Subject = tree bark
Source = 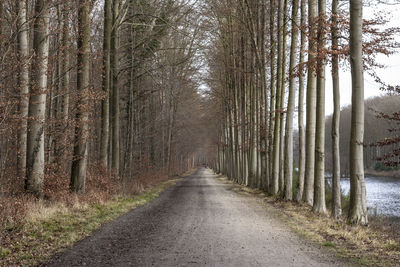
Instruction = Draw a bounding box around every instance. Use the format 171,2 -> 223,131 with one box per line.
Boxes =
268,0 -> 276,191
348,0 -> 368,225
62,3 -> 70,123
18,0 -> 30,180
331,0 -> 342,219
312,0 -> 327,214
70,0 -> 91,193
296,0 -> 306,202
303,0 -> 317,206
111,0 -> 120,176
100,0 -> 112,168
284,0 -> 299,201
271,0 -> 284,195
25,0 -> 50,197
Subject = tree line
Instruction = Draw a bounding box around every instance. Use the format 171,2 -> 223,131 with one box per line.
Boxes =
204,0 -> 399,225
1,0 -> 398,227
0,0 -> 208,200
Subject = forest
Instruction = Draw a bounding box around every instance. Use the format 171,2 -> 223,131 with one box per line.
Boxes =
1,0 -> 400,265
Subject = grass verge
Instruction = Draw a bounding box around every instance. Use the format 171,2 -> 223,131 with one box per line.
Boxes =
0,178 -> 180,266
216,175 -> 400,267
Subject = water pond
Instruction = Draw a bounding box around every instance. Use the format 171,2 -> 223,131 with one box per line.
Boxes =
339,176 -> 400,217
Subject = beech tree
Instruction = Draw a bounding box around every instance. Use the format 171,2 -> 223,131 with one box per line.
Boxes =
25,0 -> 50,196
296,0 -> 306,203
17,0 -> 29,180
313,0 -> 327,214
100,0 -> 112,169
303,0 -> 318,206
331,0 -> 342,219
284,0 -> 299,200
348,0 -> 368,225
70,0 -> 91,193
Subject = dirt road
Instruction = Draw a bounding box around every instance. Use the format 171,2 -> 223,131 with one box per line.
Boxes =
44,168 -> 345,266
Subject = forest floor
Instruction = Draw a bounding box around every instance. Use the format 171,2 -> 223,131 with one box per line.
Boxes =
0,177 -> 181,266
42,168 -> 347,267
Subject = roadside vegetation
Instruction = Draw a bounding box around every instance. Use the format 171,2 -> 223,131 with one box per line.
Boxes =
0,174 -> 181,266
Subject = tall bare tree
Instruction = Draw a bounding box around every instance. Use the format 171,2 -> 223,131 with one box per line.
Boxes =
271,0 -> 284,195
70,0 -> 91,193
303,0 -> 318,206
296,0 -> 306,202
111,0 -> 121,176
17,0 -> 30,179
348,0 -> 368,225
284,0 -> 299,200
26,0 -> 50,196
313,0 -> 327,214
101,0 -> 112,168
331,0 -> 342,219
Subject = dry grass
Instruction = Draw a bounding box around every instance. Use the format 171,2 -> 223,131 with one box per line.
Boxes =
0,178 -> 180,266
217,175 -> 400,267
0,162 -> 191,266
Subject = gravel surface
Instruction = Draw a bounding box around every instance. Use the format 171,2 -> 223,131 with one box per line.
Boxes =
43,168 -> 347,267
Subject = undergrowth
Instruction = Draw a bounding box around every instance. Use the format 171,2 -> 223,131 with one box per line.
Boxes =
0,163 -> 187,266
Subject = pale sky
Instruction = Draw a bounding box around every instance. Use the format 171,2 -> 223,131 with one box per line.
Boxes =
324,4 -> 400,115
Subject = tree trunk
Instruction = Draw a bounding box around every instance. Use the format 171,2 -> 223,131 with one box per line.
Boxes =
284,0 -> 299,201
100,0 -> 112,168
279,0 -> 288,194
331,0 -> 342,219
312,0 -> 327,214
62,4 -> 70,122
348,0 -> 368,225
296,0 -> 306,202
303,0 -> 317,206
268,0 -> 276,189
271,0 -> 284,195
111,0 -> 120,177
70,0 -> 91,193
18,0 -> 30,180
25,0 -> 50,197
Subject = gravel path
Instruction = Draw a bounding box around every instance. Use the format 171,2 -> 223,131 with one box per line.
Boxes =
43,168 -> 346,267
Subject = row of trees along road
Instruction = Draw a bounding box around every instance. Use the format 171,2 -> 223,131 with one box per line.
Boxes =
0,0 -> 399,227
204,0 -> 399,225
0,1 -> 210,200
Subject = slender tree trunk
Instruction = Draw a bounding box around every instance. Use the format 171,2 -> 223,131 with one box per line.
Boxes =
303,0 -> 317,206
100,0 -> 112,168
70,0 -> 91,193
331,0 -> 342,219
312,0 -> 327,214
111,0 -> 120,176
25,0 -> 50,197
18,0 -> 30,180
279,0 -> 288,194
271,0 -> 284,195
62,4 -> 70,122
296,0 -> 306,202
284,0 -> 299,201
268,0 -> 276,190
57,3 -> 70,166
348,0 -> 368,225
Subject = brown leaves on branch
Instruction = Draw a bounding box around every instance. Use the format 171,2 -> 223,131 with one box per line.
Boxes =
291,10 -> 400,80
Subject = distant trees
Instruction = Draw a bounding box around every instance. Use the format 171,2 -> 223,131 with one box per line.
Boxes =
324,96 -> 400,176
